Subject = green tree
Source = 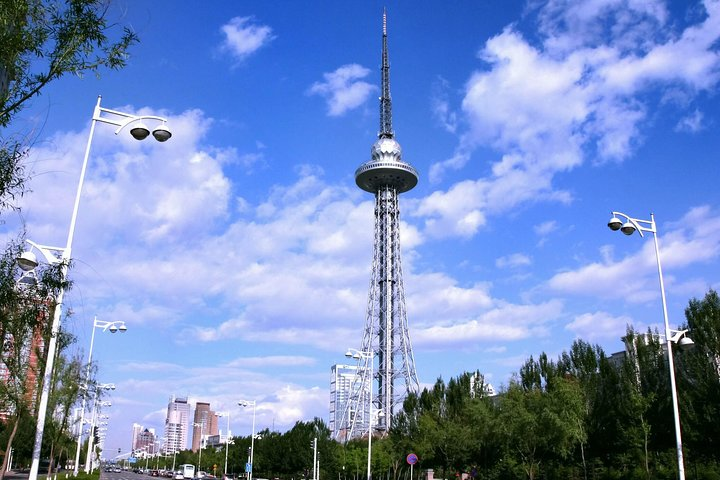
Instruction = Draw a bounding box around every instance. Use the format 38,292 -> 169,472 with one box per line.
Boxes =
44,350 -> 83,473
0,239 -> 68,478
678,289 -> 720,462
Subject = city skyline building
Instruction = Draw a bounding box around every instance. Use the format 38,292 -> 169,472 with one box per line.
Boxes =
340,11 -> 420,440
191,401 -> 218,452
163,395 -> 190,455
131,423 -> 143,452
329,364 -> 364,440
135,427 -> 157,456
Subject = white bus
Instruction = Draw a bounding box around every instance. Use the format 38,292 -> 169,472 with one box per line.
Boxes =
180,464 -> 195,479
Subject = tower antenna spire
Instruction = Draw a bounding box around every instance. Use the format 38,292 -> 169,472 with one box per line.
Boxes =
380,9 -> 393,139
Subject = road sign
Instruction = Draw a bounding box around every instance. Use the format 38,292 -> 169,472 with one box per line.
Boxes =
406,453 -> 418,465
129,457 -> 137,464
245,463 -> 252,473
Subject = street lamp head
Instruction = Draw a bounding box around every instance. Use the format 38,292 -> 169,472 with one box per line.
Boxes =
152,124 -> 172,142
620,221 -> 636,236
118,323 -> 128,332
130,122 -> 151,140
17,272 -> 38,287
607,216 -> 623,231
678,336 -> 695,352
17,250 -> 39,271
109,324 -> 118,333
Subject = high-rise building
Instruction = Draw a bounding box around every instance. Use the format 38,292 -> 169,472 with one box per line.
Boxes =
132,423 -> 158,456
329,364 -> 366,440
164,395 -> 190,455
340,11 -> 420,440
131,423 -> 143,452
138,428 -> 157,456
192,402 -> 219,452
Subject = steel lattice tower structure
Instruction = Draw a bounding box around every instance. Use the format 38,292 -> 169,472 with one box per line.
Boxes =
339,11 -> 420,440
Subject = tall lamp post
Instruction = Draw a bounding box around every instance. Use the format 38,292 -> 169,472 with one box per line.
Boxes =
193,422 -> 205,475
17,95 -> 171,480
218,412 -> 231,475
345,348 -> 374,480
238,400 -> 257,480
607,211 -> 695,480
85,393 -> 113,473
74,318 -> 127,475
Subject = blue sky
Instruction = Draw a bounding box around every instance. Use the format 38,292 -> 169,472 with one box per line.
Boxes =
3,0 -> 720,458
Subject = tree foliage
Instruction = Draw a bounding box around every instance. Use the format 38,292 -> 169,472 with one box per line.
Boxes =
206,289 -> 717,480
0,238 -> 70,476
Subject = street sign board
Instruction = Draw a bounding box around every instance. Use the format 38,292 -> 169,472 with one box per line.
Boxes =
129,457 -> 137,464
245,463 -> 252,473
406,454 -> 418,465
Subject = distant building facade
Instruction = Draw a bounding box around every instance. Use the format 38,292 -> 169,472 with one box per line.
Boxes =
0,301 -> 49,420
192,402 -> 219,452
164,395 -> 190,455
134,427 -> 157,456
329,364 -> 362,441
191,402 -> 218,452
131,423 -> 143,452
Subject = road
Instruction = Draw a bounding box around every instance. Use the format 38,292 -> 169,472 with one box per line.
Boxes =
103,472 -> 153,480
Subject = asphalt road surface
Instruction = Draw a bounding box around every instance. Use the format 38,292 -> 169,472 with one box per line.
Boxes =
102,471 -> 152,480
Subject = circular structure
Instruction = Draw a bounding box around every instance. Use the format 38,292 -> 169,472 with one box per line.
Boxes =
355,136 -> 418,193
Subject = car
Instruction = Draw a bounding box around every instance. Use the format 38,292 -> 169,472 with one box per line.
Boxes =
174,472 -> 184,480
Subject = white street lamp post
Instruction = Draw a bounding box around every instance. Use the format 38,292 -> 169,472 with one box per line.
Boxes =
19,95 -> 171,480
193,422 -> 205,475
312,437 -> 317,480
607,211 -> 692,480
346,348 -> 374,480
74,318 -> 126,475
85,394 -> 113,473
238,400 -> 257,480
218,412 -> 231,475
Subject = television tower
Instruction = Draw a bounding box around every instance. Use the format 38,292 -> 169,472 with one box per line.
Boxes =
341,11 -> 420,440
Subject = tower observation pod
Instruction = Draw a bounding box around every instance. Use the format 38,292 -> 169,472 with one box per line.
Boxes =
338,11 -> 420,441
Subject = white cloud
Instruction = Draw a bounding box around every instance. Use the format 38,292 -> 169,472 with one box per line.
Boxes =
224,356 -> 317,368
307,64 -> 377,116
675,109 -> 705,132
412,299 -> 564,347
534,220 -> 558,237
220,16 -> 275,62
496,253 -> 532,269
547,205 -> 720,301
431,76 -> 458,134
113,362 -> 328,434
424,1 -> 720,237
565,311 -> 634,341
